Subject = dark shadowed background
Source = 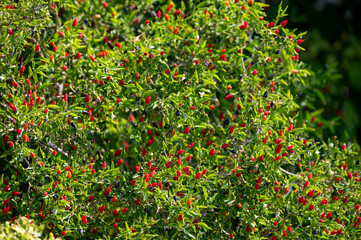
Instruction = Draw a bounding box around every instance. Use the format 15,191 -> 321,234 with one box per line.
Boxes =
266,0 -> 361,142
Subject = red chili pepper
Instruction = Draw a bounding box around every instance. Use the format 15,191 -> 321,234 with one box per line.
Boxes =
73,18 -> 78,27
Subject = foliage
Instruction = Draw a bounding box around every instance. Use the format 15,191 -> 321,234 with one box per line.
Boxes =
266,0 -> 361,141
0,216 -> 57,240
1,0 -> 361,239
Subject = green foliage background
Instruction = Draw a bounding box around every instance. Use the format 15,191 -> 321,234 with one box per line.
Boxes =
267,0 -> 361,142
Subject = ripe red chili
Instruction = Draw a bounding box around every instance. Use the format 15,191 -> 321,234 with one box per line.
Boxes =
195,172 -> 201,179
184,126 -> 190,134
81,215 -> 87,224
73,18 -> 78,27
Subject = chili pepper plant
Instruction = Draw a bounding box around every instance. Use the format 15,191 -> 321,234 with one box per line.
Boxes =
0,0 -> 360,239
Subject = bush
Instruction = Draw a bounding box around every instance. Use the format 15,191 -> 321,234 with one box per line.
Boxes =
1,0 -> 360,239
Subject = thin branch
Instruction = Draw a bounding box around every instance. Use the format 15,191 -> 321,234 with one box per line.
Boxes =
280,167 -> 298,177
42,141 -> 73,160
212,111 -> 221,128
240,48 -> 247,78
86,140 -> 95,156
284,181 -> 296,198
6,46 -> 16,67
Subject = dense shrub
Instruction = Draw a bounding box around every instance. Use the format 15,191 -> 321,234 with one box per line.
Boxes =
1,0 -> 360,239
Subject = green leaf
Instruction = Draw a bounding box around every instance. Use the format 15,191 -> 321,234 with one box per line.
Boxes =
196,222 -> 212,230
39,147 -> 45,159
36,71 -> 48,78
183,229 -> 196,239
38,82 -> 53,91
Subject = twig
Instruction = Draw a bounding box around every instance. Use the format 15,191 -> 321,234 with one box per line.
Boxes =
46,141 -> 72,160
284,181 -> 295,198
6,46 -> 16,67
275,209 -> 280,219
280,167 -> 298,177
212,111 -> 221,128
240,48 -> 247,78
86,140 -> 95,156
